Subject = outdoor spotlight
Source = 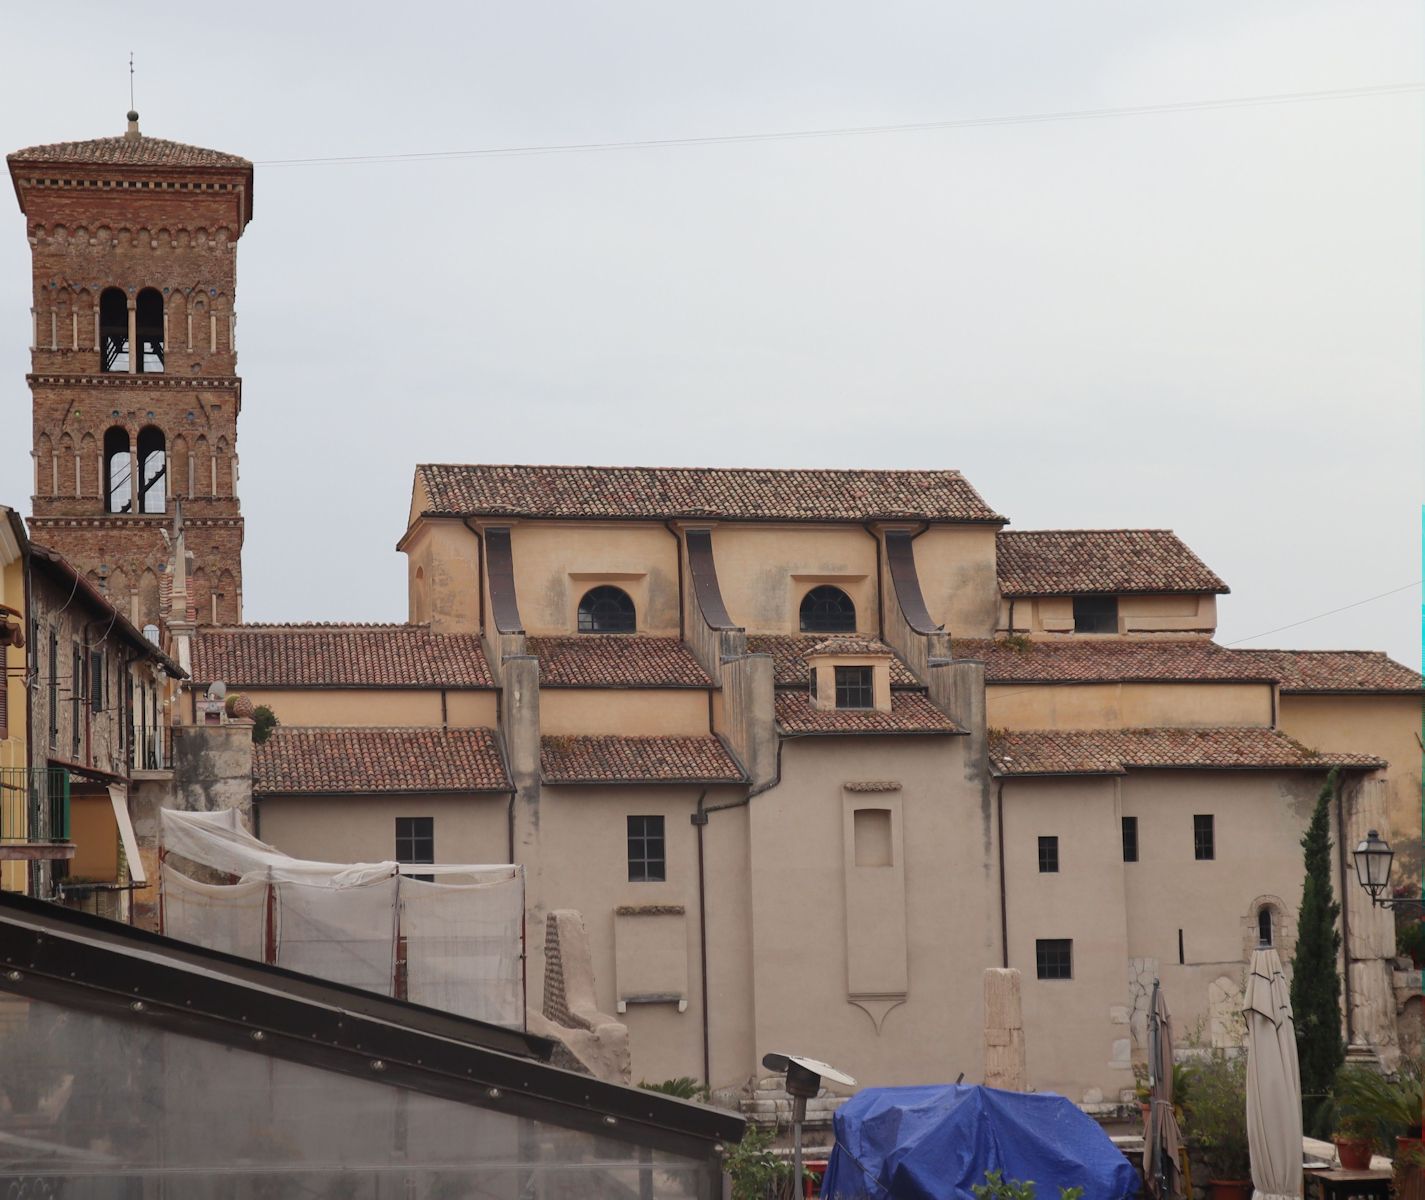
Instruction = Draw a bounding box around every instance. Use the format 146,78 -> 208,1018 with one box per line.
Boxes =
1353,829 -> 1394,901
762,1053 -> 857,1187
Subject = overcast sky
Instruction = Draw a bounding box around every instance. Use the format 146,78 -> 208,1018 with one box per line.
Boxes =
2,2 -> 1420,667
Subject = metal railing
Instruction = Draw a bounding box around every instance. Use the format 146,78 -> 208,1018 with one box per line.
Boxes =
132,730 -> 171,772
0,768 -> 71,843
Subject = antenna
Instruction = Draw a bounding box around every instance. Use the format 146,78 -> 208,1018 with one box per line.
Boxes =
129,52 -> 135,111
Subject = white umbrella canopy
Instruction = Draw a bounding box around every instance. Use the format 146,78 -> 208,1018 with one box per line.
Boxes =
1242,947 -> 1303,1200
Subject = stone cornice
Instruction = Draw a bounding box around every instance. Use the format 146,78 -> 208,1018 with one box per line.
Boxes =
28,515 -> 243,529
29,373 -> 240,390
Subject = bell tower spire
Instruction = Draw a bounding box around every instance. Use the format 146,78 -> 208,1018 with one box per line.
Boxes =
8,117 -> 254,628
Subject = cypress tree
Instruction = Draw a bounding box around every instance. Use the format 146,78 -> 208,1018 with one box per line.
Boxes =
1290,767 -> 1344,1137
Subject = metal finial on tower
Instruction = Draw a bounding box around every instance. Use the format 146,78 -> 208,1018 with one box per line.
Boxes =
125,53 -> 141,140
129,52 -> 135,111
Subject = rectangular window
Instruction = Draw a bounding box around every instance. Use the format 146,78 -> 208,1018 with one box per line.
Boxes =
627,815 -> 666,882
1122,816 -> 1138,863
1035,938 -> 1073,980
834,666 -> 874,710
1072,595 -> 1118,634
1193,814 -> 1215,861
395,817 -> 435,882
90,651 -> 104,714
1037,835 -> 1059,873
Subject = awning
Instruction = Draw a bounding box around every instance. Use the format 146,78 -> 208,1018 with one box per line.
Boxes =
106,785 -> 147,886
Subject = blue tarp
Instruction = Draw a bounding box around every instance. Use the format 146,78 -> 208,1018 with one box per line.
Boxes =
820,1084 -> 1140,1200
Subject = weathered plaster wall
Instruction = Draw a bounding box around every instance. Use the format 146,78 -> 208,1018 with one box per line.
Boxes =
231,687 -> 496,730
999,593 -> 1217,637
538,689 -> 710,737
987,681 -> 1273,731
913,524 -> 1000,638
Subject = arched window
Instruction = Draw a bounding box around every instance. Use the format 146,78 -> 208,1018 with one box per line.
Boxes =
99,287 -> 129,372
103,426 -> 132,513
137,426 -> 166,514
134,287 -> 164,373
1257,906 -> 1273,947
577,586 -> 636,633
800,585 -> 856,633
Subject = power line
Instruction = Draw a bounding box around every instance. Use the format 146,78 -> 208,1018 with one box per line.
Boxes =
1223,580 -> 1422,646
254,81 -> 1425,169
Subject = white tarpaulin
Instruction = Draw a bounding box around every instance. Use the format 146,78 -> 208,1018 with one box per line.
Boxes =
1243,947 -> 1303,1200
158,808 -> 525,1028
107,785 -> 148,886
401,877 -> 523,1024
160,863 -> 268,961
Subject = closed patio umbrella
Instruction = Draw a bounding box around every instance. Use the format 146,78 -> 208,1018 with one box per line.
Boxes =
1144,979 -> 1185,1199
1242,947 -> 1302,1200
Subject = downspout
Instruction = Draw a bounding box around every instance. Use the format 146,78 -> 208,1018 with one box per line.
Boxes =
665,522 -> 686,640
1008,599 -> 1016,636
997,778 -> 1009,968
1333,770 -> 1354,1043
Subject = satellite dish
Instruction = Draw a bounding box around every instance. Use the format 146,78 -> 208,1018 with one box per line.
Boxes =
207,681 -> 227,702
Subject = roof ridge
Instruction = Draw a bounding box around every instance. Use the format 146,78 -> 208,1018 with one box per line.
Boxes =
422,462 -> 969,477
204,621 -> 427,631
998,527 -> 1173,535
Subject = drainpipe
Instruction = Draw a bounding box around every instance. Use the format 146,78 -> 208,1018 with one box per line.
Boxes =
997,778 -> 1009,968
1333,770 -> 1354,1043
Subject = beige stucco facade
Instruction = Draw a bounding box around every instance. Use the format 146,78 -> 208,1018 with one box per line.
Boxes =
988,681 -> 1274,730
1000,593 -> 1218,637
539,689 -> 709,737
217,686 -> 496,730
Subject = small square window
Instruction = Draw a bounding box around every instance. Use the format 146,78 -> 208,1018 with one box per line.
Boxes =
1072,595 -> 1118,634
396,817 -> 435,882
1122,816 -> 1138,863
834,666 -> 874,710
1193,814 -> 1215,861
1037,835 -> 1059,873
628,815 -> 666,882
1036,938 -> 1073,980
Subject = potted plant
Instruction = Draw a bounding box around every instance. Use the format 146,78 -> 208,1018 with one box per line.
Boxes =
1332,1112 -> 1376,1171
1180,1052 -> 1253,1200
1132,1062 -> 1153,1125
1335,1061 -> 1423,1189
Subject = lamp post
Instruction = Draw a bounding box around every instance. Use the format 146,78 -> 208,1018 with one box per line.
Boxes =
1351,830 -> 1425,912
761,1053 -> 856,1193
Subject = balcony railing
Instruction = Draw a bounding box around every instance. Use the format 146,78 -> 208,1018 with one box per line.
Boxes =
132,730 -> 172,773
0,768 -> 71,844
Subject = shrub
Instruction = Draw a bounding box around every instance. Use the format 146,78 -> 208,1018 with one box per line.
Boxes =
1180,1053 -> 1252,1181
251,704 -> 278,745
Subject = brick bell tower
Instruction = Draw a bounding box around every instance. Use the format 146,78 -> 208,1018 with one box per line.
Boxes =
8,110 -> 252,628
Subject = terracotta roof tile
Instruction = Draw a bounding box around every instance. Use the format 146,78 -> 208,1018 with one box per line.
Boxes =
774,691 -> 960,735
254,727 -> 510,794
191,625 -> 494,689
1237,649 -> 1423,694
10,134 -> 249,169
807,637 -> 892,656
997,530 -> 1228,596
989,727 -> 1384,777
525,636 -> 711,687
540,735 -> 744,784
747,635 -> 920,687
956,638 -> 1275,684
417,464 -> 1005,523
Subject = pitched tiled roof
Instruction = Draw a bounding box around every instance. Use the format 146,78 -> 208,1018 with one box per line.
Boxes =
747,635 -> 920,687
997,530 -> 1228,596
417,464 -> 1005,523
540,735 -> 744,784
254,727 -> 510,794
989,727 -> 1384,777
774,692 -> 961,735
525,636 -> 712,687
956,638 -> 1275,684
808,637 -> 892,657
1238,649 -> 1424,694
9,134 -> 249,169
191,624 -> 494,689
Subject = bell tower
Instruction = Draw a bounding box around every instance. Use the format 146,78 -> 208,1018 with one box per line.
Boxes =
8,111 -> 253,628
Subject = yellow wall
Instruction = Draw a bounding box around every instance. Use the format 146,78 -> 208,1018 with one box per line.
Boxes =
999,593 -> 1217,637
235,687 -> 496,730
402,518 -> 481,635
1278,693 -> 1424,874
68,792 -> 119,881
913,525 -> 1000,638
539,689 -> 709,737
257,792 -> 510,865
709,524 -> 879,635
987,681 -> 1273,730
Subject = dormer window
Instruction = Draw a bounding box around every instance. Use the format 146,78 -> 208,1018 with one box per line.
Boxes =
1072,595 -> 1118,634
800,585 -> 856,633
577,585 -> 635,633
834,666 -> 874,710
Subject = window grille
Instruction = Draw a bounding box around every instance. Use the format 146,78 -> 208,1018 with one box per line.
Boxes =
1193,814 -> 1215,861
396,817 -> 435,882
1038,835 -> 1059,873
577,586 -> 636,633
799,586 -> 856,633
627,815 -> 665,882
1035,938 -> 1073,980
834,666 -> 874,710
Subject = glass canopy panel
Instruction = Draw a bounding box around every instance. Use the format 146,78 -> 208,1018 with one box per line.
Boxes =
0,995 -> 715,1197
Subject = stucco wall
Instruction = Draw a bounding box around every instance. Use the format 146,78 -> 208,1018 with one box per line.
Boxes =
232,687 -> 496,730
506,522 -> 680,637
999,593 -> 1217,637
1278,693 -> 1424,875
708,525 -> 879,635
987,681 -> 1273,730
402,518 -> 480,636
748,735 -> 995,1090
913,524 -> 1000,638
538,689 -> 709,737
256,791 -> 509,866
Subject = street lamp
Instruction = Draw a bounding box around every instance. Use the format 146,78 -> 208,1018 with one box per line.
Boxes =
761,1053 -> 856,1192
1351,830 -> 1425,912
